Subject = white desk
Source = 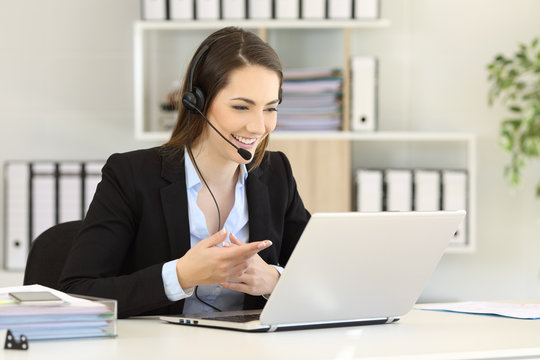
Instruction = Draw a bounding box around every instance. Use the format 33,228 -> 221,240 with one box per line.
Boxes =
2,308 -> 540,360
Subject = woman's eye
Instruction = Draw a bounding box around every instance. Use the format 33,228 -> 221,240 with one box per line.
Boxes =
232,105 -> 248,111
266,107 -> 278,112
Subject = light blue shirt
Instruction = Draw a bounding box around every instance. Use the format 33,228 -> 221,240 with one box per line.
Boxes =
161,149 -> 249,314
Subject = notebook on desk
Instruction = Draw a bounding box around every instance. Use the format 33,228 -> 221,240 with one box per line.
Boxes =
161,210 -> 466,332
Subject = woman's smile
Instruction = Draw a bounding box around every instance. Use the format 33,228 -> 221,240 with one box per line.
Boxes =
231,134 -> 258,147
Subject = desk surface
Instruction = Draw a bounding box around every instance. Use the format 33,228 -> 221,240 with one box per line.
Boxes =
2,308 -> 540,360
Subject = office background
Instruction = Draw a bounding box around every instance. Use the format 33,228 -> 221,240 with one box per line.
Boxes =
1,0 -> 540,302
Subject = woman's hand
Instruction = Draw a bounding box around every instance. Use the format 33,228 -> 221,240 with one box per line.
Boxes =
219,233 -> 280,296
176,228 -> 272,290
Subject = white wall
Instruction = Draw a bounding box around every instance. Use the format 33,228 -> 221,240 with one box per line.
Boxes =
1,0 -> 540,301
0,0 -> 161,274
378,0 -> 540,302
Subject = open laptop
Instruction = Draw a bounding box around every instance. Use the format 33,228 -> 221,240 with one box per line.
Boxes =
161,210 -> 466,332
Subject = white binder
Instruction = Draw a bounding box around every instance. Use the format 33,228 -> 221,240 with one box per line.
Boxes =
328,0 -> 352,19
301,0 -> 325,19
196,0 -> 220,19
31,163 -> 56,242
248,0 -> 272,19
351,56 -> 377,131
84,162 -> 104,215
59,163 -> 82,224
442,170 -> 468,245
5,163 -> 30,271
275,0 -> 299,19
142,0 -> 167,20
222,0 -> 246,19
169,0 -> 194,20
356,169 -> 383,212
385,169 -> 412,211
414,169 -> 441,211
354,0 -> 379,19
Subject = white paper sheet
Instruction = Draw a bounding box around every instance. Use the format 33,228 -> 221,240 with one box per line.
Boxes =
416,301 -> 540,319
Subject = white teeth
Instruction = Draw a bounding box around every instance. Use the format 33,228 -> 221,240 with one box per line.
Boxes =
232,134 -> 256,145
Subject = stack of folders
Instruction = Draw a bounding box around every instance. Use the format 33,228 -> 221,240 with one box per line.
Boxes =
356,168 -> 468,245
0,285 -> 117,341
277,68 -> 343,131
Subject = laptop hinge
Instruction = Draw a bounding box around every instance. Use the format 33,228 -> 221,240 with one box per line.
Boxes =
268,325 -> 278,332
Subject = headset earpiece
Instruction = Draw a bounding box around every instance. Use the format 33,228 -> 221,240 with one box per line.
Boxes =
182,86 -> 205,112
181,40 -> 217,114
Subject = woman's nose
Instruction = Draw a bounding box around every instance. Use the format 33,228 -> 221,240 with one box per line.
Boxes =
246,112 -> 266,134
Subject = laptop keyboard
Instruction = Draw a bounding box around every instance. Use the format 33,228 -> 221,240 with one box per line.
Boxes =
202,313 -> 261,323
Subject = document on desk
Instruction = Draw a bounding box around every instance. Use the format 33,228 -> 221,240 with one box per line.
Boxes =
416,301 -> 540,319
0,284 -> 117,341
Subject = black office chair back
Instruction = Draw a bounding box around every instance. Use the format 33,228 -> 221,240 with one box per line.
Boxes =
23,220 -> 82,289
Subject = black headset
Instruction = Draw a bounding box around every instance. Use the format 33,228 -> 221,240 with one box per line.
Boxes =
181,38 -> 219,114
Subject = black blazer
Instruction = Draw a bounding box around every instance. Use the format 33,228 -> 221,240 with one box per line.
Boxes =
59,147 -> 310,318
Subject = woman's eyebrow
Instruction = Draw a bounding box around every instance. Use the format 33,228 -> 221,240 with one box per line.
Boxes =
231,97 -> 280,105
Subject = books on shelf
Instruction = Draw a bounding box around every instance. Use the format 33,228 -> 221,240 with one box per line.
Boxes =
0,284 -> 117,342
277,68 -> 343,131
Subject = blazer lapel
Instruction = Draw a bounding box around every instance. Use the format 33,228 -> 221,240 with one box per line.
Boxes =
246,166 -> 270,243
244,165 -> 273,311
160,154 -> 191,259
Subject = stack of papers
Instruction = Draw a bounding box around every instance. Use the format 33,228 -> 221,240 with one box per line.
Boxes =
0,284 -> 117,341
277,68 -> 343,131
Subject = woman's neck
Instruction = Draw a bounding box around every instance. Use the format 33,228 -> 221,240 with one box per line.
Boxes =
188,144 -> 239,188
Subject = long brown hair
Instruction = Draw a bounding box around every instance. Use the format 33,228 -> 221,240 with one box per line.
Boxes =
161,27 -> 283,169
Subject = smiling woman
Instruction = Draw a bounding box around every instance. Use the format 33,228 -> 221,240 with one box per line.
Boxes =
58,27 -> 311,319
203,65 -> 280,164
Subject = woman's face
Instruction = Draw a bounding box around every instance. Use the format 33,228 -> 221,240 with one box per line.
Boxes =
203,65 -> 280,164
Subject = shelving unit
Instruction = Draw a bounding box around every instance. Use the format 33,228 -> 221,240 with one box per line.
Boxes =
132,19 -> 476,252
134,19 -> 390,139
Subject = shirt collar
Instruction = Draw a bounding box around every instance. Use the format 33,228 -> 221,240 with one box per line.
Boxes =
184,147 -> 248,190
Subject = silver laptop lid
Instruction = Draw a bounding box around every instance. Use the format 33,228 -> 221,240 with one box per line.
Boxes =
260,210 -> 466,326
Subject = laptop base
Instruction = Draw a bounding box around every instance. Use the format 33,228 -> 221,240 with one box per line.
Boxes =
161,312 -> 399,332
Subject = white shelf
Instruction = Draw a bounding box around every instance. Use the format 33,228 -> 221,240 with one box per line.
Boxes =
136,131 -> 172,142
135,19 -> 391,31
272,131 -> 475,141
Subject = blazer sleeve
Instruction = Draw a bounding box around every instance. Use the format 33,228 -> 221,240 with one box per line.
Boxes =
58,153 -> 173,318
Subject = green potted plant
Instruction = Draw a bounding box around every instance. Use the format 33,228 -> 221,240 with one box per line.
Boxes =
487,38 -> 540,195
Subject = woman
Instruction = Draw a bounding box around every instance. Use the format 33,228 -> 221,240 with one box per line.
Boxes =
59,27 -> 310,318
